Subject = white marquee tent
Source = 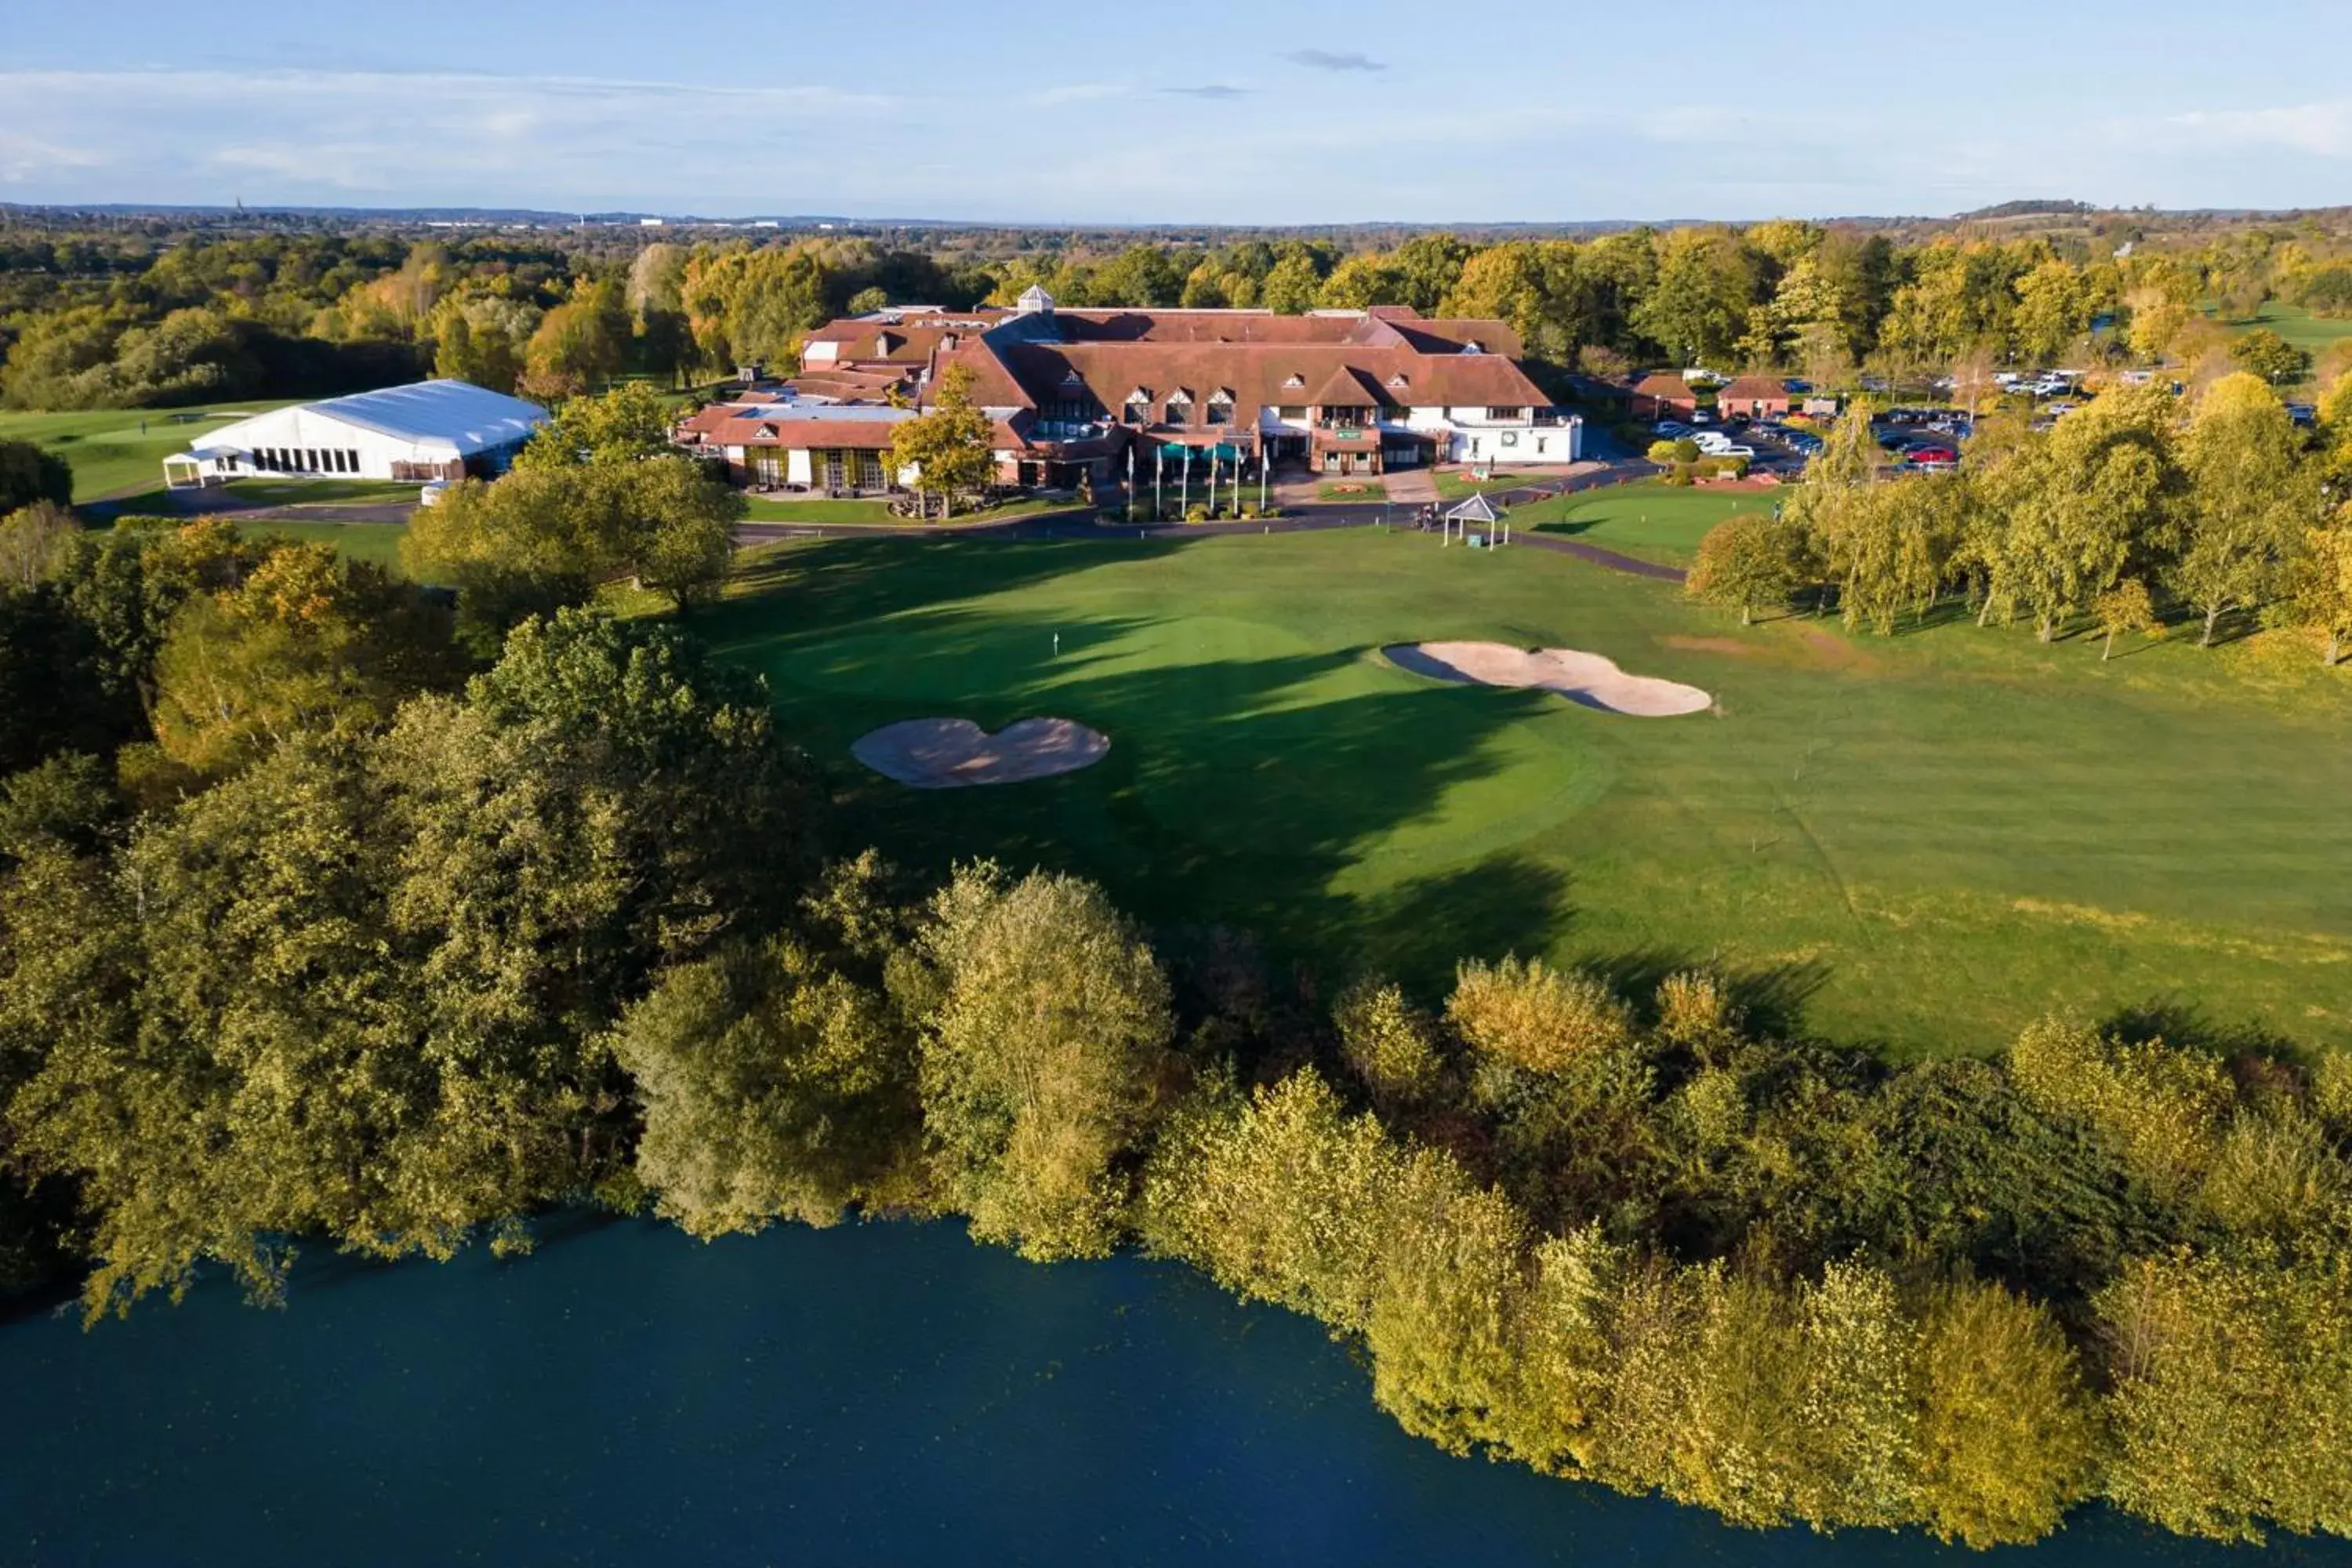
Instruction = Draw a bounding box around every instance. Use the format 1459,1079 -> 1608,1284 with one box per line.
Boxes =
162,379 -> 548,489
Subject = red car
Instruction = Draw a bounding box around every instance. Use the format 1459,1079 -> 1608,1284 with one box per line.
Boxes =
1906,446 -> 1958,466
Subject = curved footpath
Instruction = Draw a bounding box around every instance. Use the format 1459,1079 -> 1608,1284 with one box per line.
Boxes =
735,459 -> 1687,584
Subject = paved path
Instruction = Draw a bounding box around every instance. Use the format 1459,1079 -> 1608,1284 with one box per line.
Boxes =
1383,468 -> 1439,505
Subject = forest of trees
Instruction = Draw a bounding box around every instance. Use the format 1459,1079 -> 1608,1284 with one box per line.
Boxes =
1685,371 -> 2352,664
8,211 -> 2352,411
3,444 -> 2350,1548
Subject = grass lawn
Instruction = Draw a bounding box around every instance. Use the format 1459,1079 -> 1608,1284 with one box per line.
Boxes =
2220,301 -> 2352,360
0,401 -> 301,503
220,478 -> 424,507
701,528 -> 2352,1060
237,520 -> 411,572
1318,480 -> 1388,502
1433,470 -> 1530,500
1512,481 -> 1775,566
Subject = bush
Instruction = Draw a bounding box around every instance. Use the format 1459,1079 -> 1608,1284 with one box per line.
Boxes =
1185,504 -> 1210,523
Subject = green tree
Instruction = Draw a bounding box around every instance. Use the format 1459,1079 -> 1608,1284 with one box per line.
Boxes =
916,864 -> 1172,1260
0,500 -> 78,590
0,440 -> 73,514
402,454 -> 742,647
2097,1247 -> 2352,1541
1259,252 -> 1324,315
148,542 -> 459,779
1912,1279 -> 2101,1548
1631,227 -> 1764,365
2173,373 -> 2315,645
887,362 -> 994,520
611,935 -> 916,1236
2285,522 -> 2352,665
1978,387 -> 2180,641
1447,956 -> 1632,1075
1334,977 -> 1444,1106
2092,577 -> 2163,660
1141,1068 -> 1412,1331
1685,513 -> 1810,624
2228,327 -> 2310,386
513,379 -> 677,469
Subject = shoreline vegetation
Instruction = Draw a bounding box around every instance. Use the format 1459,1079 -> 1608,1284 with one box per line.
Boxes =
2,369 -> 2350,1551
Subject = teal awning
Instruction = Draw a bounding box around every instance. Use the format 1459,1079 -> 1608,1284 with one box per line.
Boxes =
1158,441 -> 1243,462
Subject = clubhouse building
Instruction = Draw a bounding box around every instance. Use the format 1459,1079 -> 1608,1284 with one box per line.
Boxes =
677,289 -> 1578,495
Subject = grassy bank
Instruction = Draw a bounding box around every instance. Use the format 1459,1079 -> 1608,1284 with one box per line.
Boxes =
0,402 -> 300,503
701,526 -> 2352,1058
1512,480 -> 1774,565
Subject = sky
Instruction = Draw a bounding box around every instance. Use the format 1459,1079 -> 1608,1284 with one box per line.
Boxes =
5,1 -> 2351,224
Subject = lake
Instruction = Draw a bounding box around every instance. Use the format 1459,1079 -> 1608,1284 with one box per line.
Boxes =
0,1217 -> 2342,1566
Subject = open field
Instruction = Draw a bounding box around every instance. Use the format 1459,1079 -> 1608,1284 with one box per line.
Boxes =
0,401 -> 301,504
2222,301 -> 2352,359
702,527 -> 2352,1059
1511,481 -> 1771,566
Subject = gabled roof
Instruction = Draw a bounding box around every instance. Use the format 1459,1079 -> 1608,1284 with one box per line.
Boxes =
1443,492 -> 1501,523
1719,375 -> 1791,401
1309,364 -> 1388,408
210,379 -> 546,455
1633,372 -> 1693,397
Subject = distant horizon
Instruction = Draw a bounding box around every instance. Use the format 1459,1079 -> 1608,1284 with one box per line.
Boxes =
4,198 -> 2338,234
6,0 -> 2348,223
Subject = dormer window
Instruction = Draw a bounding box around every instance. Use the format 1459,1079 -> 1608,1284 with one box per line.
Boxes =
1164,390 -> 1194,426
1282,373 -> 1306,390
1206,388 -> 1235,426
1123,388 -> 1152,424
1463,340 -> 1484,354
1386,373 -> 1410,389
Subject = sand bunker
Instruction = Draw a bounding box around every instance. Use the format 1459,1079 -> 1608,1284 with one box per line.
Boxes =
852,717 -> 1110,788
1385,641 -> 1713,717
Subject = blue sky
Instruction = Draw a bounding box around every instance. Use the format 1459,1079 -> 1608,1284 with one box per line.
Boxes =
5,0 -> 2350,223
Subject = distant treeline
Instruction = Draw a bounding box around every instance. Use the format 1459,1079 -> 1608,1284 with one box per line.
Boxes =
1,415 -> 2349,1545
8,211 -> 2352,411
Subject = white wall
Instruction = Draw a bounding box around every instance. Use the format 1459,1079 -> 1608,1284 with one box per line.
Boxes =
198,407 -> 463,481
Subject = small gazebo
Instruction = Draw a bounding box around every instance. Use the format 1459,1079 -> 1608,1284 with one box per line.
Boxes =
1441,491 -> 1508,547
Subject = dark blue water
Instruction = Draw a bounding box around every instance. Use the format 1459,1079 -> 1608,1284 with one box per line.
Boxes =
0,1217 -> 2341,1566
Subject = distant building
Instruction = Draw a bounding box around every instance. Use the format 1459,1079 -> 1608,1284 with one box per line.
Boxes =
161,379 -> 548,488
1629,372 -> 1698,422
677,298 -> 1577,494
1716,376 -> 1791,421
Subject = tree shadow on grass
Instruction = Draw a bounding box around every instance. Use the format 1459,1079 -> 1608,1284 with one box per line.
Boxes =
712,530 -> 1817,1040
2099,998 -> 2300,1062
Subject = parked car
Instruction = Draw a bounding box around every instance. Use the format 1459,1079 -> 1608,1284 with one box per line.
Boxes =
1653,420 -> 1692,438
1907,446 -> 1959,466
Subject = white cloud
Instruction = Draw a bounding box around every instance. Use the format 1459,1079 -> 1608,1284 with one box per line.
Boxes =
0,67 -> 898,205
2164,101 -> 2352,158
0,129 -> 107,183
